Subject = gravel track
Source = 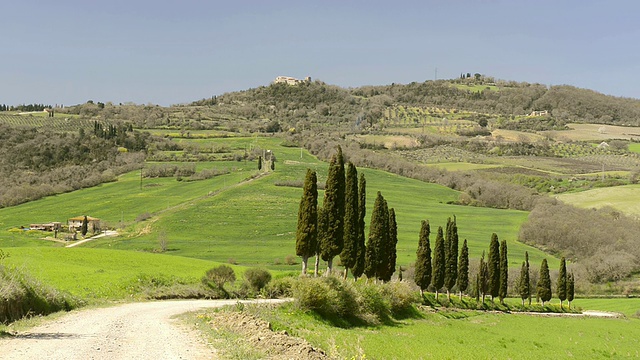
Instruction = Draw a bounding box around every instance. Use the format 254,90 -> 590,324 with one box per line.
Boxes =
0,299 -> 284,360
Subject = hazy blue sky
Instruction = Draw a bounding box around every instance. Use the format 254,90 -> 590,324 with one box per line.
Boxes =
2,0 -> 638,106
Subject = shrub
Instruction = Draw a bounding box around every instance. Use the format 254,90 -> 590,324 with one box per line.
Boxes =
244,268 -> 272,292
381,281 -> 421,317
202,265 -> 236,290
292,276 -> 357,318
264,276 -> 295,298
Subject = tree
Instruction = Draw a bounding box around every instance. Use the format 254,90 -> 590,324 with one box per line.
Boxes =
414,220 -> 432,296
258,156 -> 263,170
567,272 -> 575,309
525,251 -> 531,305
340,163 -> 359,279
479,251 -> 488,303
364,192 -> 389,281
445,216 -> 459,300
295,169 -> 318,276
81,215 -> 88,236
537,259 -> 552,306
315,207 -> 327,277
432,226 -> 446,300
487,233 -> 501,302
457,239 -> 469,298
518,260 -> 530,306
352,173 -> 367,279
499,240 -> 508,304
557,257 -> 567,309
319,146 -> 345,275
382,208 -> 398,282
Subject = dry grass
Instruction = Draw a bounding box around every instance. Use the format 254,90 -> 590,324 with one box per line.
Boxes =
543,123 -> 640,142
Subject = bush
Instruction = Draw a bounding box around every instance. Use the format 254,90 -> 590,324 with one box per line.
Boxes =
381,281 -> 421,317
292,276 -> 357,318
202,265 -> 236,290
244,268 -> 272,292
264,276 -> 295,298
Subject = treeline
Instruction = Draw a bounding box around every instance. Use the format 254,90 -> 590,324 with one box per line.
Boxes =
0,104 -> 52,112
519,199 -> 640,283
0,124 -> 147,208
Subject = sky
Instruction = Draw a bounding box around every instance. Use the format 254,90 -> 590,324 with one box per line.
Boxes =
1,0 -> 639,106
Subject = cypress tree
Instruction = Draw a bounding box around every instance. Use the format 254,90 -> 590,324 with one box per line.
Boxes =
479,251 -> 488,303
319,146 -> 345,275
499,240 -> 508,304
567,272 -> 575,310
295,169 -> 318,276
352,174 -> 367,279
81,215 -> 88,236
340,163 -> 359,279
383,208 -> 398,282
414,220 -> 432,296
557,257 -> 567,309
445,216 -> 459,301
487,233 -> 500,302
432,226 -> 446,300
364,192 -> 388,280
537,259 -> 552,306
315,207 -> 328,277
518,260 -> 530,306
457,239 -> 469,298
258,156 -> 262,170
525,251 -> 531,305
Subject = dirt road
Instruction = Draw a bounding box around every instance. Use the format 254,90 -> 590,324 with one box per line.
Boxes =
0,299 -> 284,360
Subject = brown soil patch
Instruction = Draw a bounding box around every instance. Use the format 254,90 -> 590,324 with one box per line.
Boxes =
210,311 -> 329,359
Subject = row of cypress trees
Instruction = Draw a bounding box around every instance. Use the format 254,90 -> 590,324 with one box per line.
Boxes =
414,220 -> 577,308
295,146 -> 398,281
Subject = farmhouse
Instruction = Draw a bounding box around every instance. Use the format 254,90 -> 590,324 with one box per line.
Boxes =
29,222 -> 62,231
68,216 -> 101,232
273,76 -> 311,85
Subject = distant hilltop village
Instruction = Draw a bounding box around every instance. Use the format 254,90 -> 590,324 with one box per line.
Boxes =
273,75 -> 312,85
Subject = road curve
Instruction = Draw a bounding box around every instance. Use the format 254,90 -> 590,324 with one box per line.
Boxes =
0,299 -> 285,360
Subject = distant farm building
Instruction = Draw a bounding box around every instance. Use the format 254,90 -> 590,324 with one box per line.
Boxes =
68,216 -> 101,232
29,222 -> 62,232
273,76 -> 311,85
529,110 -> 549,117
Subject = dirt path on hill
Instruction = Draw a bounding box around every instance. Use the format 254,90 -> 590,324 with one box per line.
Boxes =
0,299 -> 285,360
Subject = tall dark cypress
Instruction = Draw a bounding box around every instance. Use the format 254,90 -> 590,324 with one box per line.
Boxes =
340,163 -> 359,279
457,239 -> 469,298
567,272 -> 575,309
557,257 -> 567,309
81,215 -> 88,236
319,146 -> 345,275
315,207 -> 328,277
383,208 -> 398,282
364,192 -> 388,280
487,233 -> 501,302
518,260 -> 530,306
295,169 -> 318,276
352,174 -> 367,279
414,220 -> 432,296
499,240 -> 508,304
537,259 -> 552,306
525,251 -> 531,305
445,216 -> 459,300
479,251 -> 488,303
432,226 -> 446,300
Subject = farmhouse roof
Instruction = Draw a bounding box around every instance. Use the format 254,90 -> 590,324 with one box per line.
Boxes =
68,216 -> 100,221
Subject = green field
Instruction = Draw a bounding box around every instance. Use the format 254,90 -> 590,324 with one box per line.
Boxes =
2,247 -> 224,299
240,303 -> 640,359
557,184 -> 640,217
574,298 -> 640,317
0,135 -> 554,298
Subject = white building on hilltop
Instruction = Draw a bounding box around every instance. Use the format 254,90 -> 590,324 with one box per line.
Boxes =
274,76 -> 311,85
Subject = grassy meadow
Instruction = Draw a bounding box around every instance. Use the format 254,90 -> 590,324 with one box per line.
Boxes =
0,135 -> 552,297
225,302 -> 640,360
557,184 -> 640,217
